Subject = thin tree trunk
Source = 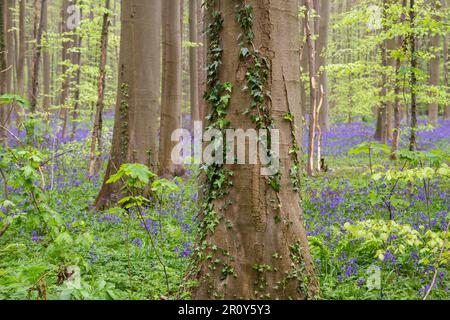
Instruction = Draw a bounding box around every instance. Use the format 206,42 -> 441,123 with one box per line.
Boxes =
444,0 -> 449,120
444,32 -> 449,119
386,37 -> 396,140
299,16 -> 308,120
159,0 -> 182,176
59,0 -> 71,139
89,0 -> 110,177
391,0 -> 407,160
30,0 -> 46,114
409,0 -> 417,151
0,0 -> 8,144
375,0 -> 390,144
391,37 -> 402,160
70,33 -> 82,140
428,1 -> 440,126
197,0 -> 205,120
42,0 -> 50,112
15,0 -> 25,123
4,0 -> 12,121
95,0 -> 161,209
317,0 -> 330,131
189,0 -> 200,125
305,0 -> 318,177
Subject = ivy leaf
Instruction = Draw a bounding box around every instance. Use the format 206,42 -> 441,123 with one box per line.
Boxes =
240,47 -> 250,58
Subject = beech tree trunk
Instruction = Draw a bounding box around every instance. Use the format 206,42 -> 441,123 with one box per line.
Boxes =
42,0 -> 50,112
409,0 -> 417,151
4,0 -> 12,119
386,37 -> 396,140
316,0 -> 330,131
159,0 -> 182,176
89,0 -> 110,176
391,0 -> 407,160
444,32 -> 449,120
70,32 -> 82,139
95,0 -> 161,209
428,14 -> 440,125
189,0 -> 200,124
305,0 -> 318,177
59,0 -> 72,138
197,0 -> 206,121
444,0 -> 449,120
15,0 -> 25,123
299,16 -> 308,119
391,36 -> 403,160
375,0 -> 391,144
188,0 -> 317,300
0,0 -> 7,144
428,2 -> 440,126
30,0 -> 46,113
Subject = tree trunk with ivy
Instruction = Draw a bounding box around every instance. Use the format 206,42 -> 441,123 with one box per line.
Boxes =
15,0 -> 25,124
29,0 -> 46,114
444,30 -> 449,120
0,0 -> 7,144
42,0 -> 50,112
94,0 -> 161,209
409,0 -> 417,151
185,0 -> 318,300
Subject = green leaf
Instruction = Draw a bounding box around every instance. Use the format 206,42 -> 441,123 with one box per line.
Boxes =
240,47 -> 250,58
0,94 -> 30,110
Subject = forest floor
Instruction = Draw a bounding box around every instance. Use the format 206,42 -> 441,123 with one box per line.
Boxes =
0,118 -> 449,300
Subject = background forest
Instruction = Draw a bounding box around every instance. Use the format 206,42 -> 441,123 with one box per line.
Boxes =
0,0 -> 449,300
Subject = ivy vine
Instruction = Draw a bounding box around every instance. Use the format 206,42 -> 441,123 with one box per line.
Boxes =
235,2 -> 281,192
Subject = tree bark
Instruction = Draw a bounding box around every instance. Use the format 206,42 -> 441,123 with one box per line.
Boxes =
188,0 -> 317,300
42,0 -> 50,112
95,0 -> 161,209
391,1 -> 407,160
375,0 -> 391,144
15,0 -> 25,123
159,0 -> 182,176
4,0 -> 12,120
316,0 -> 330,131
444,0 -> 449,120
391,36 -> 403,160
429,2 -> 441,125
29,0 -> 46,113
70,32 -> 82,139
89,0 -> 110,177
409,0 -> 417,151
305,0 -> 318,177
443,0 -> 449,120
197,0 -> 206,121
444,32 -> 449,120
0,0 -> 8,144
59,0 -> 71,138
189,0 -> 200,124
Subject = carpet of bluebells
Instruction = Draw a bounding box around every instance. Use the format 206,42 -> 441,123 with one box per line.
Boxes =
0,116 -> 449,300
